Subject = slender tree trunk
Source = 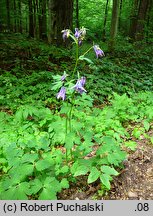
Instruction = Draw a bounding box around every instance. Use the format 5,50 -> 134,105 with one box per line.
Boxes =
6,0 -> 10,31
135,0 -> 150,40
42,0 -> 47,40
14,0 -> 17,32
102,0 -> 109,41
76,0 -> 79,28
108,0 -> 119,51
129,0 -> 140,40
38,0 -> 42,39
49,0 -> 73,46
146,0 -> 153,42
48,0 -> 52,43
18,0 -> 22,33
33,0 -> 36,37
118,0 -> 123,30
29,0 -> 34,37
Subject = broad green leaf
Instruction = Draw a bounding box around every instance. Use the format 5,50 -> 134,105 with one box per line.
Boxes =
74,165 -> 89,176
60,178 -> 69,189
1,187 -> 16,199
1,182 -> 29,200
28,179 -> 43,195
101,165 -> 119,176
15,182 -> 29,200
87,167 -> 100,184
39,188 -> 57,200
35,159 -> 53,171
65,132 -> 76,150
21,153 -> 38,164
43,177 -> 61,193
0,158 -> 7,164
9,164 -> 34,184
60,165 -> 69,174
100,174 -> 111,190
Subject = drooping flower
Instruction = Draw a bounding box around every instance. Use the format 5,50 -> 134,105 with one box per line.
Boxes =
74,28 -> 80,39
72,77 -> 87,94
61,29 -> 70,41
61,72 -> 68,81
74,27 -> 87,45
57,87 -> 66,100
93,45 -> 105,58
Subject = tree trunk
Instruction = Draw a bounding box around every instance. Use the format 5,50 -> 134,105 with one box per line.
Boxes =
41,0 -> 47,40
135,0 -> 150,40
29,0 -> 34,37
14,0 -> 17,32
108,0 -> 119,51
118,0 -> 123,30
129,0 -> 140,40
18,0 -> 22,33
146,0 -> 153,42
48,0 -> 74,46
76,0 -> 79,28
6,0 -> 10,31
102,0 -> 109,41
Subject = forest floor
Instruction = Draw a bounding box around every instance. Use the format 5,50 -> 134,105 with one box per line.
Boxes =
0,33 -> 153,200
58,130 -> 153,200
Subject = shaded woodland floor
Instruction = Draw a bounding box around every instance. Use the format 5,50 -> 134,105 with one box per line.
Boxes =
0,33 -> 153,200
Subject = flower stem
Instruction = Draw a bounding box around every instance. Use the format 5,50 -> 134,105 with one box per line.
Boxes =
72,42 -> 79,78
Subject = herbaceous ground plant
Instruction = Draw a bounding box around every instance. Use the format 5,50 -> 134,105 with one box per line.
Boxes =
51,28 -> 125,192
52,27 -> 104,162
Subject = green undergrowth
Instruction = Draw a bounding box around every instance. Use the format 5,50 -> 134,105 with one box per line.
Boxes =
0,33 -> 153,199
1,34 -> 153,110
0,92 -> 153,199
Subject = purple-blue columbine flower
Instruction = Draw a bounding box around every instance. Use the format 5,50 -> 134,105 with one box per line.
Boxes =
75,28 -> 80,39
61,72 -> 68,81
74,27 -> 86,45
61,29 -> 70,41
93,45 -> 105,58
57,87 -> 66,100
72,77 -> 87,94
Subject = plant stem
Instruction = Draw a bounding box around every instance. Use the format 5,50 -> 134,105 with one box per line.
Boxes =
72,42 -> 79,78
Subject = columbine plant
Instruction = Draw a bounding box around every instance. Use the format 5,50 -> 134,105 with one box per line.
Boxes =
52,27 -> 104,161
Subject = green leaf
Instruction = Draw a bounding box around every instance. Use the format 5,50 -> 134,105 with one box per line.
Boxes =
35,159 -> 53,171
87,167 -> 100,184
100,174 -> 111,190
1,182 -> 29,200
0,158 -> 7,164
79,55 -> 94,64
28,179 -> 43,195
9,164 -> 34,184
74,165 -> 89,176
60,178 -> 69,189
124,141 -> 137,151
43,177 -> 61,193
60,165 -> 69,174
101,165 -> 119,176
51,81 -> 63,90
39,188 -> 57,200
65,132 -> 76,150
143,120 -> 150,131
21,153 -> 38,164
